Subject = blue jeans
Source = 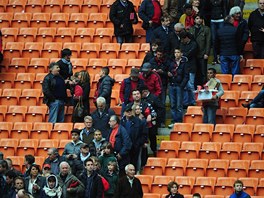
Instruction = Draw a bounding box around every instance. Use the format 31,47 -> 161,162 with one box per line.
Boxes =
203,105 -> 218,125
220,55 -> 240,76
211,21 -> 224,61
116,35 -> 133,44
184,73 -> 196,106
169,85 -> 184,123
48,100 -> 65,124
250,90 -> 264,108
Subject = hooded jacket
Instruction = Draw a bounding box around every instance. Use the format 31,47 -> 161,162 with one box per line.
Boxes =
40,175 -> 62,198
95,75 -> 115,107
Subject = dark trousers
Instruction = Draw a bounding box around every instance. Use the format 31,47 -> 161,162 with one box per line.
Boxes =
252,42 -> 264,59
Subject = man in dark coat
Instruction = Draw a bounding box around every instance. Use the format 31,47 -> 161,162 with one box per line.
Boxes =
56,48 -> 73,80
169,23 -> 185,55
80,115 -> 96,145
109,0 -> 138,44
43,148 -> 65,176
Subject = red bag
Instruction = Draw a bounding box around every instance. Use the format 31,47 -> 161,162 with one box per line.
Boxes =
69,180 -> 79,188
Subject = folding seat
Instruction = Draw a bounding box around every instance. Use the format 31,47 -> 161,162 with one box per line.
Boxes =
43,0 -> 63,13
63,43 -> 81,58
87,13 -> 107,29
157,141 -> 180,159
224,106 -> 247,125
36,27 -> 55,43
125,59 -> 143,74
215,74 -> 232,90
16,139 -> 38,156
238,177 -> 258,196
93,28 -> 114,43
33,73 -> 46,89
230,75 -> 252,91
42,42 -> 62,58
138,43 -> 150,59
175,176 -> 195,195
241,142 -> 263,161
192,177 -> 216,196
251,75 -> 264,91
73,123 -> 85,130
248,160 -> 264,178
64,106 -> 73,123
108,59 -> 127,75
68,13 -> 88,29
118,43 -> 140,59
220,91 -> 240,108
212,124 -> 235,143
19,89 -> 41,106
58,139 -> 71,155
0,88 -> 21,106
30,122 -> 52,140
9,121 -> 32,140
54,28 -> 75,44
256,178 -> 264,196
245,108 -> 264,125
80,42 -> 100,59
0,13 -> 13,28
0,105 -> 7,122
14,73 -> 35,90
0,121 -> 12,138
70,58 -> 88,73
62,0 -> 82,13
133,28 -> 146,44
81,0 -> 100,13
105,17 -> 113,28
17,28 -> 37,42
191,123 -> 214,142
111,90 -> 120,106
0,138 -> 18,156
0,58 -> 11,73
185,159 -> 208,177
36,139 -> 59,156
74,28 -> 95,43
87,58 -> 107,75
22,42 -> 43,58
143,193 -> 160,198
214,177 -> 237,196
227,160 -> 250,177
254,125 -> 264,143
50,123 -> 73,140
3,42 -> 24,59
49,13 -> 69,28
183,106 -> 203,124
151,175 -> 174,194
25,106 -> 47,123
243,43 -> 254,60
219,142 -> 242,161
31,13 -> 50,29
27,58 -> 49,73
6,156 -> 24,172
100,0 -> 115,14
178,141 -> 201,159
6,0 -> 27,12
25,0 -> 45,13
1,28 -> 18,43
11,13 -> 31,28
170,123 -> 192,142
99,43 -> 120,59
130,0 -> 140,11
233,124 -> 255,142
238,91 -> 259,108
135,175 -> 153,193
164,158 -> 187,177
142,157 -> 167,176
8,58 -> 30,73
0,0 -> 8,12
206,159 -> 229,178
199,142 -> 221,160
244,59 -> 264,75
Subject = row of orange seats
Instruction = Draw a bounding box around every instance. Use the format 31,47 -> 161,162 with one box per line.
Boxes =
136,174 -> 264,196
143,194 -> 262,198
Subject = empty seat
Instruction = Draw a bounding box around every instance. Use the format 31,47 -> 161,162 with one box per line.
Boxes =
58,139 -> 71,155
178,141 -> 201,159
219,142 -> 242,161
14,73 -> 35,90
99,43 -> 120,59
251,75 -> 264,91
192,177 -> 216,196
62,0 -> 82,13
256,178 -> 264,196
0,88 -> 21,106
185,159 -> 208,177
245,108 -> 264,125
164,158 -> 187,177
70,58 -> 88,72
25,0 -> 45,13
142,157 -> 167,176
220,91 -> 240,108
248,160 -> 264,179
49,13 -> 69,28
0,105 -> 7,122
30,122 -> 52,140
93,28 -> 113,43
238,91 -> 258,107
125,58 -> 143,74
30,13 -> 50,28
143,193 -> 160,198
134,28 -> 146,43
11,13 -> 31,28
54,28 -> 75,44
42,42 -> 62,58
22,42 -> 43,58
1,27 -> 18,43
33,73 -> 46,89
254,125 -> 264,143
214,177 -> 236,196
230,75 -> 252,91
191,123 -> 214,142
108,59 -> 127,75
233,124 -> 255,142
0,121 -> 12,138
10,122 -> 32,139
157,141 -> 180,159
17,27 -> 37,42
175,176 -> 195,195
74,28 -> 95,43
19,89 -> 41,106
3,42 -> 24,59
63,43 -> 81,58
43,0 -> 63,13
239,177 -> 258,196
0,13 -> 13,28
206,159 -> 229,178
224,107 -> 247,125
16,139 -> 38,156
215,74 -> 232,90
0,138 -> 19,156
80,42 -> 100,59
50,123 -> 73,140
170,123 -> 193,142
36,139 -> 59,156
135,175 -> 153,193
68,13 -> 88,28
183,106 -> 203,124
87,58 -> 107,75
25,106 -> 47,123
227,160 -> 250,177
151,176 -> 174,194
36,27 -> 56,43
212,124 -> 235,143
87,13 -> 107,28
138,43 -> 150,59
8,58 -> 30,73
199,142 -> 221,160
244,59 -> 264,75
118,43 -> 140,59
81,0 -> 100,13
6,0 -> 27,12
100,0 -> 115,13
28,58 -> 49,73
241,142 -> 263,161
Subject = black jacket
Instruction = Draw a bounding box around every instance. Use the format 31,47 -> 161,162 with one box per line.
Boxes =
97,75 -> 115,107
56,59 -> 73,80
109,0 -> 138,36
210,0 -> 227,20
114,176 -> 143,198
169,32 -> 181,55
149,56 -> 170,86
24,175 -> 46,198
180,39 -> 198,73
151,26 -> 172,53
248,8 -> 264,43
236,18 -> 249,55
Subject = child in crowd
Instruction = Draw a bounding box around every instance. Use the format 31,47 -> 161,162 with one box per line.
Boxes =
92,130 -> 107,156
40,174 -> 62,198
102,161 -> 119,198
99,142 -> 118,174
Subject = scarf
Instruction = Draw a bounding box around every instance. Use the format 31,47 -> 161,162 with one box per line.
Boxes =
43,186 -> 62,198
61,58 -> 73,76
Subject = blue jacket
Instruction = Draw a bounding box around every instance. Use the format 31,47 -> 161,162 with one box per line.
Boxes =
230,191 -> 251,198
122,78 -> 145,105
151,26 -> 172,53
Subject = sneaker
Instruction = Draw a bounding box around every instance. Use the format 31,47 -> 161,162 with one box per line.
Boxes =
168,123 -> 174,128
160,123 -> 166,128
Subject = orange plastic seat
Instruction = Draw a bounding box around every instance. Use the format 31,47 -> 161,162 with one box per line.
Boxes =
227,160 -> 250,177
68,13 -> 88,28
192,177 -> 216,196
206,159 -> 229,178
157,141 -> 180,159
10,122 -> 32,140
185,159 -> 208,177
22,42 -> 43,58
0,88 -> 21,105
230,75 -> 252,91
43,0 -> 63,13
49,13 -> 69,28
134,28 -> 146,44
42,42 -> 62,58
191,123 -> 214,142
17,27 -> 37,42
219,142 -> 242,161
251,75 -> 264,91
74,28 -> 95,43
244,59 -> 264,75
0,58 -> 11,73
73,123 -> 85,129
62,0 -> 82,13
233,124 -> 255,142
25,106 -> 47,123
11,13 -> 31,28
178,141 -> 201,159
16,139 -> 38,156
108,59 -> 127,75
36,27 -> 55,43
1,27 -> 18,43
8,57 -> 30,73
0,121 -> 12,138
80,42 -> 100,59
245,108 -> 264,125
54,28 -> 75,44
212,124 -> 235,143
239,177 -> 258,196
30,122 -> 52,140
0,13 -> 13,28
99,43 -> 120,59
3,42 -> 24,59
14,73 -> 35,90
0,138 -> 18,156
164,158 -> 187,177
220,91 -> 240,108
30,13 -> 50,28
138,43 -> 150,59
238,91 -> 259,107
118,43 -> 140,59
0,105 -> 7,122
36,139 -> 59,156
0,0 -> 8,12
87,58 -> 107,75
248,160 -> 264,179
6,0 -> 26,12
5,156 -> 24,172
63,42 -> 81,58
215,74 -> 232,90
113,74 -> 129,90
50,123 -> 73,140
214,177 -> 236,196
19,89 -> 41,106
256,178 -> 264,196
143,193 -> 160,198
204,196 -> 224,198
110,90 -> 120,106
170,122 -> 192,142
100,0 -> 115,13
183,106 -> 203,124
87,13 -> 107,29
151,176 -> 174,194
241,142 -> 263,161
254,125 -> 264,143
142,157 -> 167,176
199,142 -> 221,160
81,0 -> 100,13
93,28 -> 113,43
224,107 -> 247,125
25,0 -> 44,13
58,139 -> 71,155
70,58 -> 88,73
135,175 -> 153,193
125,59 -> 143,74
33,73 -> 46,89
28,58 -> 49,73
175,176 -> 195,195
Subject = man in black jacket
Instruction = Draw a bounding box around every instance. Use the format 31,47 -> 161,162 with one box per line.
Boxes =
56,48 -> 73,80
109,0 -> 138,44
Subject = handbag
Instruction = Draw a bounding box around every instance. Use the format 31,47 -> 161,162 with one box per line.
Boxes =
74,97 -> 84,118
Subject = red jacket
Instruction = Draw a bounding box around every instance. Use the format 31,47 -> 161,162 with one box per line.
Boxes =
139,71 -> 162,97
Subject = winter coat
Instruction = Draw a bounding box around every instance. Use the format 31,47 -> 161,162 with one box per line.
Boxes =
139,72 -> 162,97
114,176 -> 143,198
24,175 -> 46,198
180,39 -> 198,73
40,175 -> 62,198
95,75 -> 115,107
248,8 -> 264,43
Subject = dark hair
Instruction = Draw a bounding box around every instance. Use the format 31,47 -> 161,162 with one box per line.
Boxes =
156,46 -> 164,53
102,67 -> 109,75
0,160 -> 8,169
208,67 -> 216,74
179,31 -> 191,39
151,39 -> 161,47
194,13 -> 204,20
101,142 -> 114,153
110,115 -> 120,124
160,15 -> 170,22
29,164 -> 41,175
14,176 -> 25,185
167,181 -> 179,192
25,155 -> 35,165
234,180 -> 244,187
6,170 -> 17,179
71,128 -> 81,135
174,48 -> 182,52
49,62 -> 59,71
61,48 -> 72,58
132,89 -> 141,94
193,193 -> 201,198
47,175 -> 56,182
84,158 -> 94,166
